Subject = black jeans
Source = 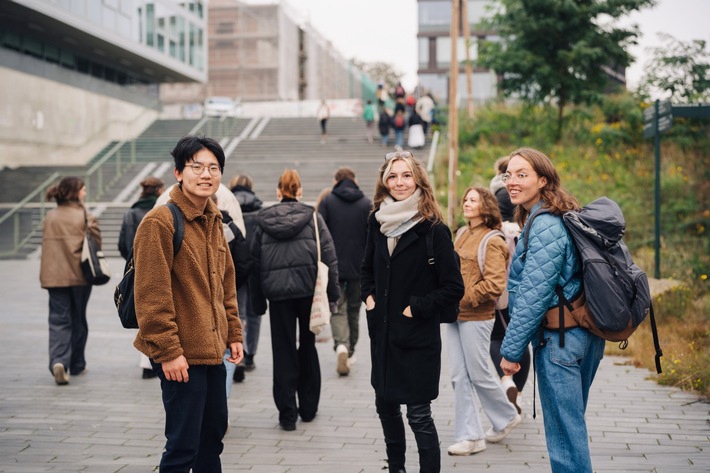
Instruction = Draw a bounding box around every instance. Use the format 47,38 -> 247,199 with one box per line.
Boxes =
376,396 -> 440,473
269,297 -> 321,424
150,361 -> 227,473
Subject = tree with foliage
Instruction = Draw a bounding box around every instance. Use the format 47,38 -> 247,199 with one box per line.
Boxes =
479,0 -> 655,141
638,33 -> 710,103
351,59 -> 403,92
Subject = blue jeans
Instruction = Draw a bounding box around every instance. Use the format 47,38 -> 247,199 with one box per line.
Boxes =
446,319 -> 518,441
394,129 -> 404,147
536,327 -> 605,473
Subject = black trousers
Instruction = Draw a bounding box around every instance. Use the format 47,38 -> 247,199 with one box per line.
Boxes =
376,396 -> 440,473
269,297 -> 321,424
150,361 -> 227,473
47,286 -> 91,375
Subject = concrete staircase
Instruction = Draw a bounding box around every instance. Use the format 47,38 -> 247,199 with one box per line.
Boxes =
0,116 -> 432,259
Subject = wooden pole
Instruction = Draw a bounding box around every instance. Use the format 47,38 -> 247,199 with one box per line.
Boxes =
447,0 -> 460,228
461,0 -> 474,118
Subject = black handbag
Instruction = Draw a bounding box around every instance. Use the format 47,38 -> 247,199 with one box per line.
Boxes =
81,212 -> 110,286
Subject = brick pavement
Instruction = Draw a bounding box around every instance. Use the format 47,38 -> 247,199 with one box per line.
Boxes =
0,257 -> 708,472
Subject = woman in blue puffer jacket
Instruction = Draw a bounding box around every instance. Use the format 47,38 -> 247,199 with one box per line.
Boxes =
499,147 -> 605,473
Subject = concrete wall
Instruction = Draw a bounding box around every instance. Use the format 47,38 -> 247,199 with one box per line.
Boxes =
0,67 -> 157,169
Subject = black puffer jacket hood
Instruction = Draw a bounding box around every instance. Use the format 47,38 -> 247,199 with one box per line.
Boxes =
257,200 -> 313,240
232,186 -> 263,213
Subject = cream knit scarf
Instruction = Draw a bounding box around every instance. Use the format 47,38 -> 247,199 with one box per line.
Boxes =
375,188 -> 422,255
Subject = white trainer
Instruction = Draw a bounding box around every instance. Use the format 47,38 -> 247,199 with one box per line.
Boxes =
485,413 -> 522,443
336,344 -> 349,375
447,439 -> 486,456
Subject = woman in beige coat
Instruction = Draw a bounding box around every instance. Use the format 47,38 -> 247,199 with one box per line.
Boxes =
39,176 -> 102,385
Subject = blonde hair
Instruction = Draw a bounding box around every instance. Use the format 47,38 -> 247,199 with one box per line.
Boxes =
229,174 -> 254,191
372,153 -> 442,224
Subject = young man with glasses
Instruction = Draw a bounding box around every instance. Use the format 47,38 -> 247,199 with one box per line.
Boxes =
132,135 -> 243,472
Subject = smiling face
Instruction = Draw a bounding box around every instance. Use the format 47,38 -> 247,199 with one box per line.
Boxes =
462,188 -> 481,221
505,155 -> 547,210
385,159 -> 417,201
174,148 -> 222,209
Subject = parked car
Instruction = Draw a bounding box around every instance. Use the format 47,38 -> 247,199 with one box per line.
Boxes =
203,96 -> 240,117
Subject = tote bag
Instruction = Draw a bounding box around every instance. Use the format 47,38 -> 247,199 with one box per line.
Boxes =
81,214 -> 111,286
309,211 -> 331,335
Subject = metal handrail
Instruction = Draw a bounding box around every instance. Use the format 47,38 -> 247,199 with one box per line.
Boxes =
0,172 -> 60,257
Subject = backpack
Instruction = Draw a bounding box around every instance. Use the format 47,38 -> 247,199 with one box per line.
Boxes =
224,220 -> 253,288
113,203 -> 184,329
426,228 -> 461,323
394,114 -> 404,128
476,221 -> 520,310
523,197 -> 663,373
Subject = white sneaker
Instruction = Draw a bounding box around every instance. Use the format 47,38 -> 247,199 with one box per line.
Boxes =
447,439 -> 486,456
53,363 -> 69,385
346,354 -> 357,367
485,413 -> 522,443
336,344 -> 349,375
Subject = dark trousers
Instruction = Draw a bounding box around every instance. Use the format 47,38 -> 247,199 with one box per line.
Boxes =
150,361 -> 228,473
376,396 -> 440,473
269,297 -> 321,424
47,286 -> 91,375
332,278 -> 362,356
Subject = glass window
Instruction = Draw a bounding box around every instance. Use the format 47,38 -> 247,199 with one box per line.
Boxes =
418,37 -> 430,69
436,36 -> 475,69
419,1 -> 451,32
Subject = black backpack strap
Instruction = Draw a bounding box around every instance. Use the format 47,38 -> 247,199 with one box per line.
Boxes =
649,303 -> 663,374
166,203 -> 184,256
554,285 -> 575,348
425,229 -> 435,267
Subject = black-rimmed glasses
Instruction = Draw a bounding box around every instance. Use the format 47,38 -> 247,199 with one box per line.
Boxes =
188,162 -> 222,176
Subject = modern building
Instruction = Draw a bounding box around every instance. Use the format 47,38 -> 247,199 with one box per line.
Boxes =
0,0 -> 208,167
417,0 -> 498,104
161,0 -> 375,107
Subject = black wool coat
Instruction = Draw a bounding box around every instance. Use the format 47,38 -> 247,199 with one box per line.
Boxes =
361,215 -> 464,404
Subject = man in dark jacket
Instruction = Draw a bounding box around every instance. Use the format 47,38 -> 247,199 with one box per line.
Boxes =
318,168 -> 371,375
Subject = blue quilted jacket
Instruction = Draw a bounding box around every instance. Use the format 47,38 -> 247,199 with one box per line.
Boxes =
500,202 -> 581,362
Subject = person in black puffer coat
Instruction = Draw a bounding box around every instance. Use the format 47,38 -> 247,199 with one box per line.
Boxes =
250,169 -> 339,432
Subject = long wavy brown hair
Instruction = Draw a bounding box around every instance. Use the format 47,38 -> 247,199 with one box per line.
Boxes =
461,187 -> 503,231
508,147 -> 579,227
371,153 -> 443,224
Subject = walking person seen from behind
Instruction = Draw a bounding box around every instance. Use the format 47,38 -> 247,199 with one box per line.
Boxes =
500,147 -> 605,473
318,167 -> 371,376
446,187 -> 521,456
361,151 -> 464,473
249,169 -> 339,432
40,176 -> 101,385
132,136 -> 243,472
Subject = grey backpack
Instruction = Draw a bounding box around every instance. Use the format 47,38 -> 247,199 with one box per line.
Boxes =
524,197 -> 662,373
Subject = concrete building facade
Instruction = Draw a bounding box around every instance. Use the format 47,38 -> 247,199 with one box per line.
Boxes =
0,0 -> 207,167
161,0 -> 371,108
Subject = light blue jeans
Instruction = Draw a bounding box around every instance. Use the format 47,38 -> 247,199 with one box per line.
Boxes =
536,327 -> 605,473
446,319 -> 519,441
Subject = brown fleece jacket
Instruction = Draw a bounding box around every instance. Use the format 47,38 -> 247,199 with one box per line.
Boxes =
133,186 -> 242,365
454,221 -> 510,321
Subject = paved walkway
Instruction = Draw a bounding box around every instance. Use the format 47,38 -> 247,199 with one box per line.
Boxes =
0,257 -> 708,472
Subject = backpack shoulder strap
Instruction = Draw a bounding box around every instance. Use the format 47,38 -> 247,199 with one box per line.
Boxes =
166,203 -> 184,256
478,229 -> 505,275
521,207 -> 550,262
425,228 -> 435,266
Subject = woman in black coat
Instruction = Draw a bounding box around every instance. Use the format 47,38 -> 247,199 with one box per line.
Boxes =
361,152 -> 464,473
